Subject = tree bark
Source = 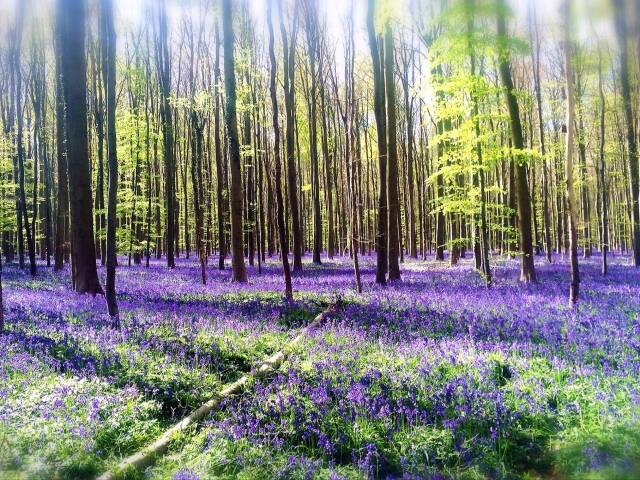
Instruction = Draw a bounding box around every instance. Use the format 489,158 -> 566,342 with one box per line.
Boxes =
530,4 -> 552,263
12,2 -> 36,277
214,26 -> 226,270
304,0 -> 322,265
54,14 -> 70,272
101,0 -> 119,321
597,47 -> 608,276
280,1 -> 303,272
367,0 -> 388,285
57,0 -> 103,294
155,0 -> 176,268
384,23 -> 400,281
221,0 -> 247,283
267,0 -> 293,299
613,0 -> 640,266
497,0 -> 537,282
563,0 -> 580,303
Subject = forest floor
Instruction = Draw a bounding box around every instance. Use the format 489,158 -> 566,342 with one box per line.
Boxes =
1,252 -> 639,479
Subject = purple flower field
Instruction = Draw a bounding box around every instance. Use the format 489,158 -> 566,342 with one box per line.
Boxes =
2,253 -> 640,479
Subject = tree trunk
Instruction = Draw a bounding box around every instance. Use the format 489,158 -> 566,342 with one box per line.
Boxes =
304,0 -> 322,265
54,15 -> 70,272
467,0 -> 491,285
214,26 -> 226,270
613,0 -> 640,266
267,0 -> 293,299
384,23 -> 401,282
12,2 -> 36,277
497,0 -> 537,283
319,64 -> 334,259
156,0 -> 176,268
367,0 -> 388,285
530,3 -> 553,263
192,113 -> 207,285
280,2 -> 303,272
221,0 -> 247,283
597,47 -> 608,276
57,0 -> 103,294
101,0 -> 119,321
563,0 -> 579,303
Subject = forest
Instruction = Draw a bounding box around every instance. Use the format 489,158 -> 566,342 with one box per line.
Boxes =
1,0 -> 640,478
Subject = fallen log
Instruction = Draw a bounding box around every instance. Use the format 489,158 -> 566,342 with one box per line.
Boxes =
97,302 -> 340,480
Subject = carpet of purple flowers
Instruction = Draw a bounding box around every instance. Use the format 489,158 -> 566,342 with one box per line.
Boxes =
1,253 -> 640,479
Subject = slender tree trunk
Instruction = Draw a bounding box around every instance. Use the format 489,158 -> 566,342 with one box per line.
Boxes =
222,0 -> 247,283
101,0 -> 119,321
347,9 -> 362,293
214,26 -> 226,270
243,96 -> 255,267
530,3 -> 553,263
280,2 -> 303,272
304,0 -> 322,265
597,47 -> 608,276
267,0 -> 293,299
12,3 -> 36,277
613,0 -> 640,266
467,0 -> 491,285
192,113 -> 207,284
54,19 -> 70,271
144,58 -> 152,267
400,48 -> 417,259
575,93 -> 591,258
435,122 -> 446,261
563,0 -> 579,303
367,0 -> 388,284
92,42 -> 106,266
497,0 -> 537,282
320,66 -> 334,259
156,0 -> 176,268
384,23 -> 401,281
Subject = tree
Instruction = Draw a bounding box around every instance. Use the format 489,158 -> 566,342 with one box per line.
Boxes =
221,0 -> 247,283
303,0 -> 322,265
267,0 -> 293,299
214,25 -> 226,270
496,0 -> 537,283
466,0 -> 491,285
191,111 -> 207,284
345,3 -> 362,292
12,1 -> 36,277
384,22 -> 400,282
613,0 -> 640,266
318,33 -> 334,259
54,4 -> 70,272
529,2 -> 552,263
56,0 -> 103,294
29,36 -> 52,268
597,45 -> 608,276
562,0 -> 579,303
280,0 -> 303,272
101,0 -> 119,321
398,36 -> 417,259
155,0 -> 176,269
367,0 -> 388,285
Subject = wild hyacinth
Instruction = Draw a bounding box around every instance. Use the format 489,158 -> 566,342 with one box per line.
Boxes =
2,253 -> 640,479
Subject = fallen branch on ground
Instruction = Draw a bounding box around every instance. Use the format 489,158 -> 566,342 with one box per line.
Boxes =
96,302 -> 340,480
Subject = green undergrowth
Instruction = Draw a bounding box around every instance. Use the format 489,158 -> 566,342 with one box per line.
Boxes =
147,330 -> 640,479
1,288 -> 329,480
